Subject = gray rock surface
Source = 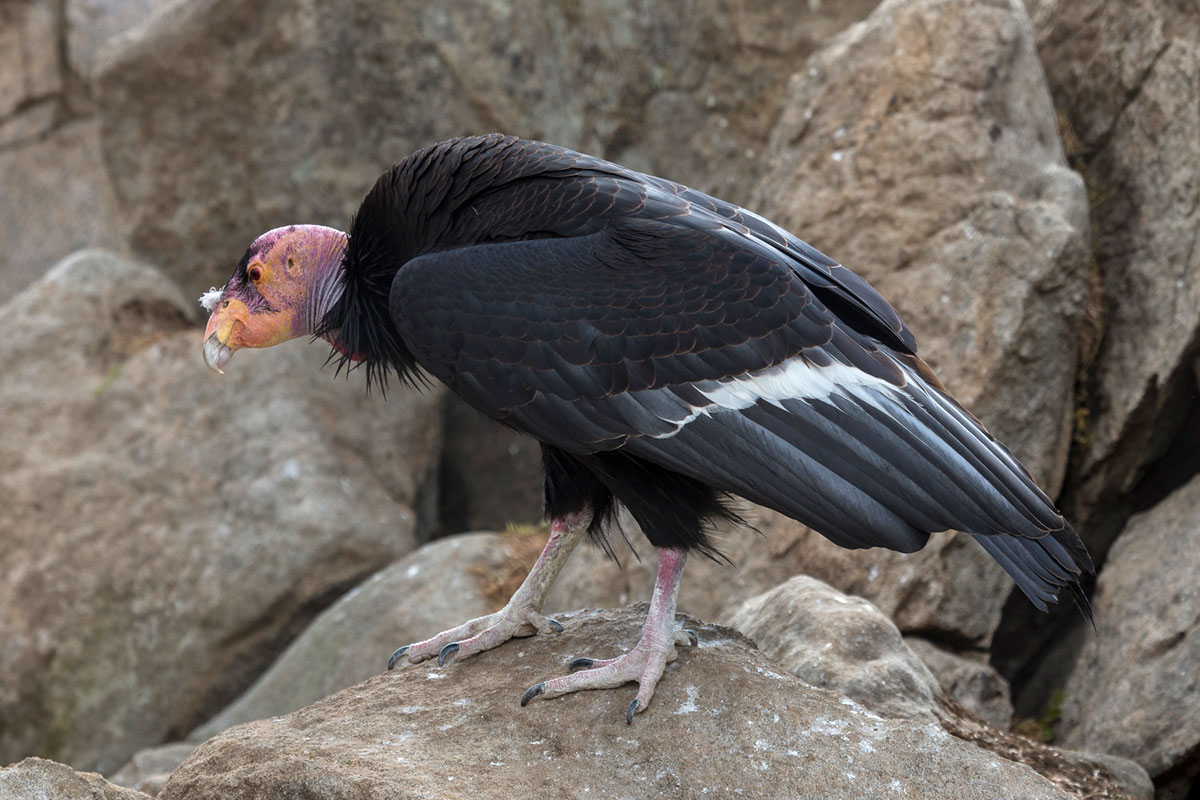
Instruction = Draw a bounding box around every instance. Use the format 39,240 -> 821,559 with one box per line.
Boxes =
66,0 -> 181,78
727,577 -> 941,722
190,532 -> 541,740
0,757 -> 151,800
1026,0 -> 1200,548
906,637 -> 1013,730
160,607 -> 1074,800
0,3 -> 60,123
0,251 -> 442,773
438,398 -> 544,534
109,743 -> 197,797
1057,751 -> 1155,800
749,0 -> 1090,646
1059,472 -> 1200,785
0,120 -> 129,304
94,0 -> 880,294
0,1 -> 155,304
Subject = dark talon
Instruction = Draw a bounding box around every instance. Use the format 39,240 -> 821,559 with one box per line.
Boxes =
437,642 -> 460,667
521,683 -> 545,707
626,698 -> 640,724
547,618 -> 564,633
387,645 -> 409,671
568,657 -> 594,671
684,629 -> 699,647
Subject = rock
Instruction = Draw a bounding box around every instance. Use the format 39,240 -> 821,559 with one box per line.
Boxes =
0,2 -> 60,120
438,397 -> 544,534
936,711 -> 1153,800
66,0 -> 181,78
94,0 -> 880,294
160,607 -> 1073,800
1056,751 -> 1155,800
749,0 -> 1090,645
0,2 -> 130,304
109,743 -> 197,797
1058,471 -> 1200,786
906,637 -> 1013,730
190,531 -> 544,740
727,577 -> 941,722
1026,0 -> 1200,550
0,757 -> 151,800
0,120 -> 129,304
0,251 -> 443,772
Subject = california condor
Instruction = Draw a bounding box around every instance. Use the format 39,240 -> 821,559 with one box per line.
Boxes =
202,134 -> 1092,722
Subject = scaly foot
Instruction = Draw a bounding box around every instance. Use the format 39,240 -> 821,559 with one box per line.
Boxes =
389,603 -> 564,668
387,511 -> 590,670
520,548 -> 689,723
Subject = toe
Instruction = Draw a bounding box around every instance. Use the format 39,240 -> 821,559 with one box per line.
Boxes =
437,642 -> 460,667
387,645 -> 410,671
520,683 -> 546,707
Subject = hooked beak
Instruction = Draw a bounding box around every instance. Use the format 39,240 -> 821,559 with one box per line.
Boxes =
203,332 -> 234,374
202,299 -> 245,374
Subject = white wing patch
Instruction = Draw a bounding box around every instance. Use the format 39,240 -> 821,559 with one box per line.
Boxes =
199,286 -> 224,312
646,357 -> 908,439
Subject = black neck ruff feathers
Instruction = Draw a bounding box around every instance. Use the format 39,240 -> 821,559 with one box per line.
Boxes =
316,162 -> 425,393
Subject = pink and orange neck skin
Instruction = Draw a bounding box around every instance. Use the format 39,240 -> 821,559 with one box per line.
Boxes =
202,224 -> 349,373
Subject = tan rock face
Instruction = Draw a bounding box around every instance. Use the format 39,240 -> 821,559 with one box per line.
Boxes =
94,0 -> 881,295
0,252 -> 443,773
1059,472 -> 1200,783
1027,0 -> 1200,544
159,607 -> 1074,800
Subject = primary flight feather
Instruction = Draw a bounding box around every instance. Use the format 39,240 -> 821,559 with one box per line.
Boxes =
202,134 -> 1092,722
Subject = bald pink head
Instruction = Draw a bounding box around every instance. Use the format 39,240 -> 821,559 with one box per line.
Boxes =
202,224 -> 347,373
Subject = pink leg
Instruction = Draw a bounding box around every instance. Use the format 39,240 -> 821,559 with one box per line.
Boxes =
388,511 -> 591,669
521,547 -> 692,723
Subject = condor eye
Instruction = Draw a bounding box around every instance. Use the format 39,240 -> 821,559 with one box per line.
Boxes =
248,265 -> 263,283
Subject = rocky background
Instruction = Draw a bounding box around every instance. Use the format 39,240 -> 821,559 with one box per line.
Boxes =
0,0 -> 1195,797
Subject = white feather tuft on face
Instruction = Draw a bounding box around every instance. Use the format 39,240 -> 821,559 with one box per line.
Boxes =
199,286 -> 224,312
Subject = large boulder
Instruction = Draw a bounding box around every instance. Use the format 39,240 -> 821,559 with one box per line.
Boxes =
1058,471 -> 1200,792
159,607 -> 1076,800
746,0 -> 1090,645
0,251 -> 442,772
189,532 -> 543,739
727,577 -> 942,722
1025,0 -> 1200,549
94,0 -> 881,295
